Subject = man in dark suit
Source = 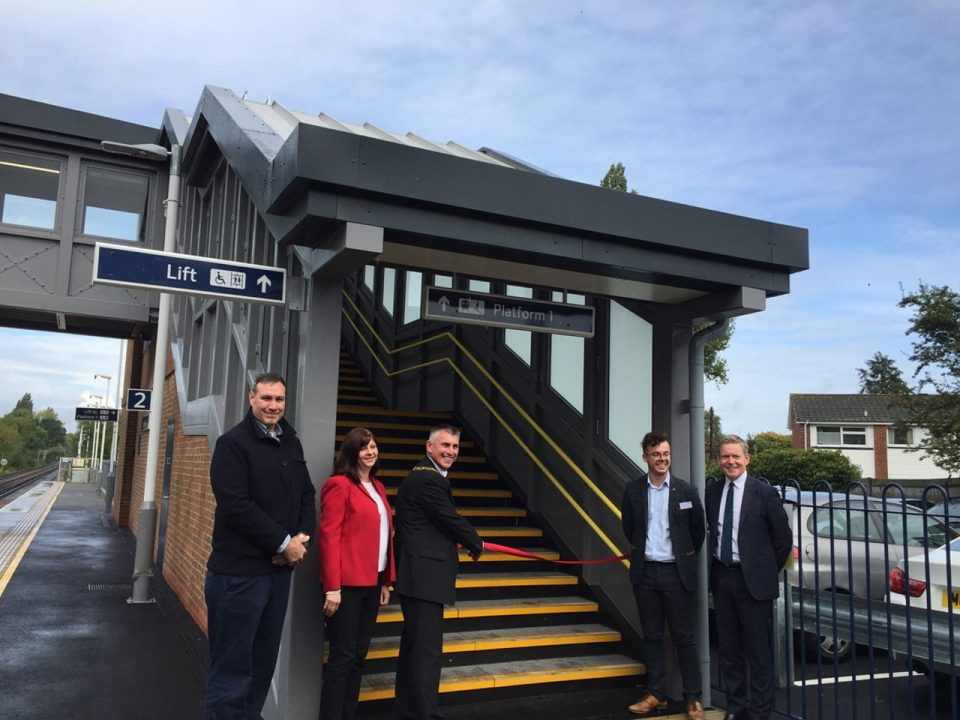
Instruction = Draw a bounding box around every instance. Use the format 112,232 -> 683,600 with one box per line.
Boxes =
705,435 -> 792,720
203,372 -> 316,720
393,424 -> 484,720
622,431 -> 706,720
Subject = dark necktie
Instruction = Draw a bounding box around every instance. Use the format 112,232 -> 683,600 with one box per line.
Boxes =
720,481 -> 735,565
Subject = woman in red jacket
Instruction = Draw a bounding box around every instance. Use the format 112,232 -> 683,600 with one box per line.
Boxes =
318,427 -> 395,720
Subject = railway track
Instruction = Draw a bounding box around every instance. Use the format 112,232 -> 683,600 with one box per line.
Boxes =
0,464 -> 58,505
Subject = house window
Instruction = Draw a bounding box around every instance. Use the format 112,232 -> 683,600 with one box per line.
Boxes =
816,425 -> 867,446
887,426 -> 914,446
0,148 -> 61,230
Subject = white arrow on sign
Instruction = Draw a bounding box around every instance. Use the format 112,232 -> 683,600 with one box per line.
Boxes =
257,275 -> 272,293
438,296 -> 451,312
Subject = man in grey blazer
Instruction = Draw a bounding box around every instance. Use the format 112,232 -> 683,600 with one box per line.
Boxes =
622,431 -> 706,720
705,435 -> 792,720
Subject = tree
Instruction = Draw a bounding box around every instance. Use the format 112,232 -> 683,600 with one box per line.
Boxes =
857,351 -> 909,394
701,319 -> 734,385
601,162 -> 629,192
749,431 -> 792,455
749,449 -> 862,490
601,163 -> 732,385
899,283 -> 960,474
705,407 -> 723,461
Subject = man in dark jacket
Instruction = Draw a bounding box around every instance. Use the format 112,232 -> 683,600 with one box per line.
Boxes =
622,431 -> 706,720
393,424 -> 484,720
705,435 -> 792,720
203,372 -> 316,720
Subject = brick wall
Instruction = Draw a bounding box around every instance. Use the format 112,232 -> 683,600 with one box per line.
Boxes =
113,339 -> 215,633
791,422 -> 808,449
873,425 -> 889,481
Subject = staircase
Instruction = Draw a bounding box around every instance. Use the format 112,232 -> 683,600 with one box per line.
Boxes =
333,352 -> 644,712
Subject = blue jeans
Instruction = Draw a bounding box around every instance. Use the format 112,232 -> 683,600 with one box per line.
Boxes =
203,571 -> 292,720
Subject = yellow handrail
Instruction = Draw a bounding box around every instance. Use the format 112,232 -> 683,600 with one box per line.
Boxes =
341,291 -> 628,565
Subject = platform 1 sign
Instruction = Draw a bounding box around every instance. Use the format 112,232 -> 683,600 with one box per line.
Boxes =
75,407 -> 119,422
423,286 -> 594,338
92,242 -> 285,305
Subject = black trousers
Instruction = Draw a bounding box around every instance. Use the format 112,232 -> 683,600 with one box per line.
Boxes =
321,585 -> 381,720
203,571 -> 291,720
395,593 -> 445,720
713,561 -> 775,720
633,561 -> 701,701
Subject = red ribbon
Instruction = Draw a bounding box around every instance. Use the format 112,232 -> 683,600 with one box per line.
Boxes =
481,541 -> 628,565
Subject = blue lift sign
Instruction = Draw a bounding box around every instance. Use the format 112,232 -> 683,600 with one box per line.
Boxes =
92,243 -> 286,305
423,286 -> 594,338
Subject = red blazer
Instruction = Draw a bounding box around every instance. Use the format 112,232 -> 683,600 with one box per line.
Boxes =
318,473 -> 396,589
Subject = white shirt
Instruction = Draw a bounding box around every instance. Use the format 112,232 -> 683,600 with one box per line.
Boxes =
716,473 -> 745,563
645,473 -> 674,562
361,480 -> 389,573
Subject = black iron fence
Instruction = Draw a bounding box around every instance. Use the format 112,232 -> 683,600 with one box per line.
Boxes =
766,480 -> 958,719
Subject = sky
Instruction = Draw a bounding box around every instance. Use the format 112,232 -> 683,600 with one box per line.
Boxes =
1,0 -> 958,437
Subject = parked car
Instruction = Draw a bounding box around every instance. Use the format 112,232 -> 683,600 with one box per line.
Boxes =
926,498 -> 960,532
888,536 -> 960,680
782,491 -> 957,660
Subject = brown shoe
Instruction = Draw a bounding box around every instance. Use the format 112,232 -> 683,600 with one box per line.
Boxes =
628,693 -> 667,715
685,700 -> 706,720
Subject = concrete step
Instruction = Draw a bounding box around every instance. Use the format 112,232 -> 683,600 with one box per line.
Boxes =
359,654 -> 644,701
375,596 -> 598,624
363,623 -> 621,660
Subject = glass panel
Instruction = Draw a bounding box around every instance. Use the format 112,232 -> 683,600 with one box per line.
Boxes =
0,149 -> 61,230
841,427 -> 867,445
468,279 -> 490,293
82,167 -> 149,241
381,267 -> 396,316
550,333 -> 583,412
608,301 -> 652,466
504,285 -> 532,365
816,427 -> 841,445
887,427 -> 912,445
363,265 -> 375,291
403,271 -> 422,324
434,274 -> 453,288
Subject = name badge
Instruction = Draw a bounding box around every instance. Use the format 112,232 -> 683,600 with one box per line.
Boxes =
679,501 -> 693,510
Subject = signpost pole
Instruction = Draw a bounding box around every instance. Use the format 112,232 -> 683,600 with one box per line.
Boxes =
130,144 -> 180,603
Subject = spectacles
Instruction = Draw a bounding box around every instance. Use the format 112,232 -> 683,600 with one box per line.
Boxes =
645,452 -> 670,460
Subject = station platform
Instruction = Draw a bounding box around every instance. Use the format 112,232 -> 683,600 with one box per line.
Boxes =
0,480 -> 207,720
0,480 -> 723,720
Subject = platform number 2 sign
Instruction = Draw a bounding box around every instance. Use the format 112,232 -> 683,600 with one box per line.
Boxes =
127,388 -> 152,411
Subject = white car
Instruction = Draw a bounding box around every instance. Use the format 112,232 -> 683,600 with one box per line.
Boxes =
888,536 -> 960,681
889,536 -> 960,613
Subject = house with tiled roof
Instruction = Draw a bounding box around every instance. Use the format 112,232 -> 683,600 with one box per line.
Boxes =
788,394 -> 947,481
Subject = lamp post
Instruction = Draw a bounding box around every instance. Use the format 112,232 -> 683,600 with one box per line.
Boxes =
101,140 -> 181,603
94,373 -> 111,474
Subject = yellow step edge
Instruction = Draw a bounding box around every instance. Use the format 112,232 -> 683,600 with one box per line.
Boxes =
455,573 -> 578,588
377,469 -> 499,480
385,487 -> 511,499
336,435 -> 475,448
334,420 -> 437,432
458,507 -> 526,517
477,527 -> 542,537
374,452 -> 487,464
376,598 -> 598,624
345,626 -> 621,660
457,549 -> 558,562
358,658 -> 644,701
337,405 -> 451,418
